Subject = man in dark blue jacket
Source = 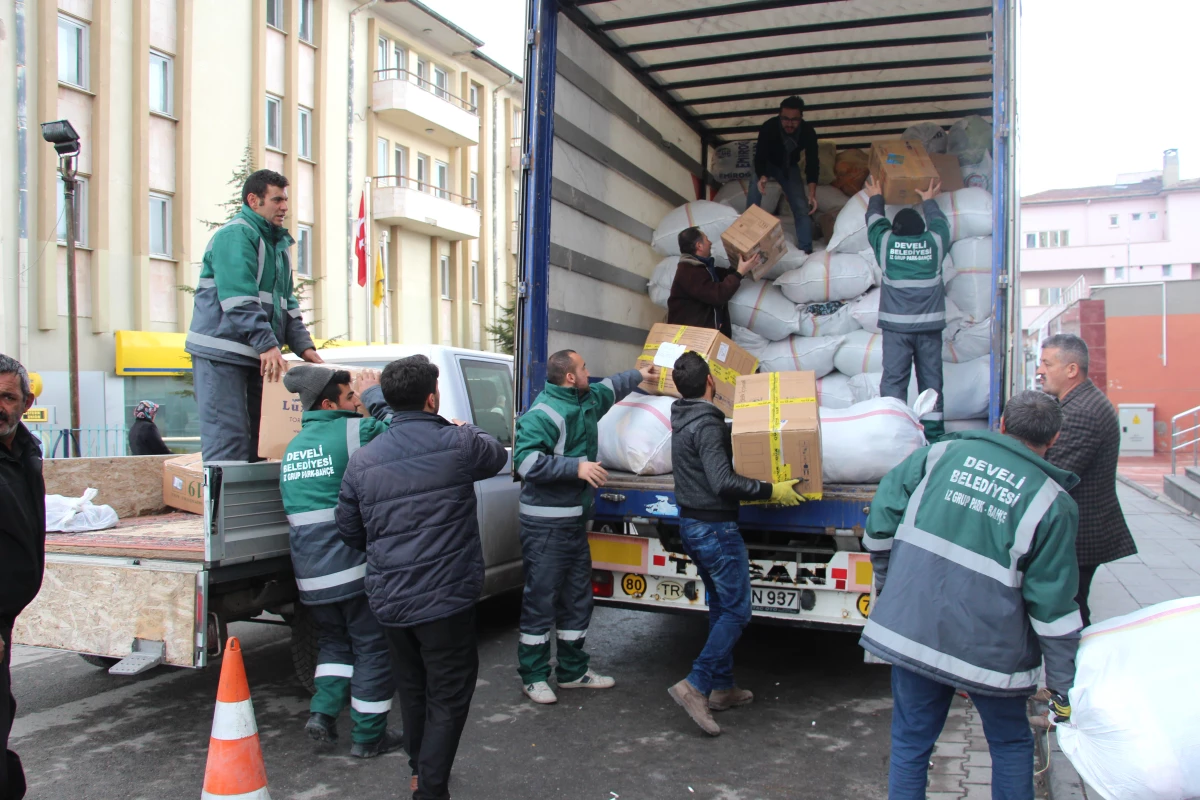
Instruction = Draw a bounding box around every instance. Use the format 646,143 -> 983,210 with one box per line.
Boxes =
337,355 -> 507,800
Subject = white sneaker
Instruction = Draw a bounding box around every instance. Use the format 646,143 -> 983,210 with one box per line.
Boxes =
523,681 -> 558,704
558,669 -> 615,690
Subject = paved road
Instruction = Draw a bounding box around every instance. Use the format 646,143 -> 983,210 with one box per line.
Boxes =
11,597 -> 891,800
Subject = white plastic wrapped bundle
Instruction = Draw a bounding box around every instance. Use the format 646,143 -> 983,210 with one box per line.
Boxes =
902,122 -> 948,154
828,190 -> 905,254
815,184 -> 851,214
816,371 -> 855,409
847,357 -> 990,420
797,303 -> 861,337
758,335 -> 844,378
943,317 -> 991,363
819,392 -> 935,483
848,288 -> 881,333
774,251 -> 874,304
759,242 -> 810,282
727,279 -> 801,341
713,178 -> 782,215
597,395 -> 676,476
833,329 -> 884,376
960,152 -> 993,192
711,140 -> 757,183
946,116 -> 991,166
924,188 -> 993,242
652,201 -> 741,267
731,324 -> 771,358
647,256 -> 678,309
946,237 -> 993,321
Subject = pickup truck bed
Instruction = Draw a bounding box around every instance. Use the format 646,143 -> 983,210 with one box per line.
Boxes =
46,512 -> 206,561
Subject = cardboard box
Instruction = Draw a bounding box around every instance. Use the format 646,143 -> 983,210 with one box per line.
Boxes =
731,371 -> 823,500
720,205 -> 789,281
162,452 -> 205,515
929,153 -> 965,193
258,362 -> 368,460
635,323 -> 759,417
868,140 -> 940,205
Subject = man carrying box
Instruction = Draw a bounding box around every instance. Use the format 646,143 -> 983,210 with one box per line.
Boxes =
512,350 -> 653,705
667,227 -> 760,337
666,353 -> 802,736
747,96 -> 820,253
279,365 -> 401,759
865,175 -> 950,441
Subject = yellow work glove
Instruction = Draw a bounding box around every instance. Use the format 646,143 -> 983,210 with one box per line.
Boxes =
769,479 -> 804,506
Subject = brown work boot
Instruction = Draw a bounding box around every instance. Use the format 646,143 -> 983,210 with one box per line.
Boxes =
668,679 -> 721,736
708,687 -> 754,712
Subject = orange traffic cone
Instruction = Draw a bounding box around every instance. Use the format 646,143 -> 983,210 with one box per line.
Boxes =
201,637 -> 271,799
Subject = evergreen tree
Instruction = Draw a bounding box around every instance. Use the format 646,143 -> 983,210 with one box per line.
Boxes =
486,282 -> 517,355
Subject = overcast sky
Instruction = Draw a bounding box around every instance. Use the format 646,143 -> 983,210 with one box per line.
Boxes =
425,0 -> 1199,195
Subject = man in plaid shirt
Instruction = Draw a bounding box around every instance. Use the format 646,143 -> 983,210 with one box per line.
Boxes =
1037,334 -> 1137,625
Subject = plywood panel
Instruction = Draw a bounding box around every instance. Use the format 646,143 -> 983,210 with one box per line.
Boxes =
13,558 -> 200,666
44,454 -> 172,517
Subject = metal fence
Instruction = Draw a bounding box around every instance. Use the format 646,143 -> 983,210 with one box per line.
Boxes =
28,426 -> 129,459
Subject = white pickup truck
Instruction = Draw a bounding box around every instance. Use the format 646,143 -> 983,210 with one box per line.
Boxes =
14,345 -> 521,689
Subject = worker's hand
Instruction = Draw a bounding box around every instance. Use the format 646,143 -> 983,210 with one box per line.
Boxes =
450,418 -> 469,427
769,479 -> 804,506
300,348 -> 324,364
916,179 -> 942,202
757,175 -> 769,195
864,175 -> 882,198
1049,692 -> 1071,726
259,347 -> 286,382
353,369 -> 380,397
736,252 -> 762,276
639,364 -> 659,384
578,461 -> 609,488
807,183 -> 819,215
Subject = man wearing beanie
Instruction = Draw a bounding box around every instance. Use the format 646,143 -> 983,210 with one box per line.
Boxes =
865,176 -> 950,441
279,364 -> 401,758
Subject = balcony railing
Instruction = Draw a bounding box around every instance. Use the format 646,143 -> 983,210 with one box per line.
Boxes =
372,175 -> 478,209
373,68 -> 477,115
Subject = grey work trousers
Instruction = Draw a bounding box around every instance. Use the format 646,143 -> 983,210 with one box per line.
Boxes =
193,356 -> 263,462
308,595 -> 395,744
881,330 -> 945,441
516,516 -> 593,684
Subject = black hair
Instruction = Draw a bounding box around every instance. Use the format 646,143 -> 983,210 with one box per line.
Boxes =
311,369 -> 352,411
381,355 -> 439,412
891,208 -> 926,237
1003,390 -> 1064,448
780,96 -> 805,113
1042,333 -> 1090,376
672,352 -> 710,399
546,350 -> 578,386
243,169 -> 289,206
677,226 -> 705,257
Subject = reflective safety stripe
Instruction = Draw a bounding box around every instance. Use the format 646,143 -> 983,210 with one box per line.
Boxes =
314,663 -> 354,679
210,699 -> 258,740
350,696 -> 393,714
529,403 -> 567,455
221,296 -> 261,311
519,632 -> 551,645
876,230 -> 890,277
556,629 -> 587,641
519,503 -> 583,518
896,523 -> 1021,587
1029,610 -> 1083,638
877,311 -> 946,325
186,331 -> 260,359
197,277 -> 217,289
863,619 -> 1042,690
346,418 -> 362,457
255,239 -> 267,285
202,788 -> 271,800
901,441 -> 950,528
258,291 -> 273,305
295,564 -> 367,591
862,533 -> 892,552
920,412 -> 945,421
1010,480 -> 1062,567
930,230 -> 946,265
286,507 -> 336,526
517,452 -> 541,478
883,275 -> 942,289
288,308 -> 303,318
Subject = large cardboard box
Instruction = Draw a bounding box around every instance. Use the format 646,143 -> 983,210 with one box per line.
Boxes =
868,140 -> 940,205
162,452 -> 205,515
929,153 -> 965,193
258,362 -> 368,460
731,371 -> 823,500
635,323 -> 758,417
720,205 -> 788,280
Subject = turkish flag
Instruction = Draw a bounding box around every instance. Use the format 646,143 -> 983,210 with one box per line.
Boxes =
354,192 -> 367,286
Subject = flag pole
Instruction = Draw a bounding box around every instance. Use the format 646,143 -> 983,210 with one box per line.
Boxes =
380,231 -> 390,343
364,177 -> 372,344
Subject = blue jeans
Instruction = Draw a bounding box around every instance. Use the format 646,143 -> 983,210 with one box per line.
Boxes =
746,164 -> 814,252
889,666 -> 1034,800
678,519 -> 752,695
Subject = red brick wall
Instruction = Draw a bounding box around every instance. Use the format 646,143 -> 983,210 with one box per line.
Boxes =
1045,300 -> 1108,398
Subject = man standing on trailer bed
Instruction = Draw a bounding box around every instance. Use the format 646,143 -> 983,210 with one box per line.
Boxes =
747,96 -> 820,254
512,350 -> 654,705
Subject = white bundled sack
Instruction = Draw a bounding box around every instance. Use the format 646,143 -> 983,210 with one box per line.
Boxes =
946,237 -> 993,321
596,394 -> 676,476
943,317 -> 991,363
816,371 -> 855,409
815,184 -> 851,215
834,329 -> 885,376
45,488 -> 119,533
924,188 -> 993,242
847,357 -> 989,420
711,140 -> 757,183
828,190 -> 906,254
647,256 -> 678,309
758,335 -> 844,378
731,324 -> 771,358
902,122 -> 948,154
728,279 -> 801,341
849,288 -> 881,333
713,179 -> 781,215
775,251 -> 874,304
819,391 -> 935,483
1058,597 -> 1200,800
797,303 -> 861,337
961,152 -> 993,192
760,242 -> 810,282
652,201 -> 740,267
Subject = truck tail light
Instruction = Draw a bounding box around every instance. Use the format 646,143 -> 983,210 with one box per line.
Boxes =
592,570 -> 614,598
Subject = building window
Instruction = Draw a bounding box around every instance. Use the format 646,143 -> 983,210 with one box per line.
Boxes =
266,0 -> 284,30
469,172 -> 478,203
469,83 -> 480,113
296,224 -> 312,277
1163,264 -> 1172,277
392,43 -> 406,76
149,193 -> 172,257
1025,233 -> 1036,249
417,155 -> 430,191
417,60 -> 429,90
433,66 -> 449,101
1048,231 -> 1059,247
376,137 -> 388,178
394,146 -> 407,180
1108,214 -> 1119,227
1132,213 -> 1141,221
1038,231 -> 1048,248
440,255 -> 450,299
1060,230 -> 1069,247
56,175 -> 88,247
1149,212 -> 1158,220
266,94 -> 283,150
435,161 -> 449,199
471,261 -> 480,302
298,0 -> 314,43
58,16 -> 89,89
298,107 -> 312,159
377,36 -> 388,75
1114,266 -> 1125,280
150,51 -> 173,115
513,109 -> 523,137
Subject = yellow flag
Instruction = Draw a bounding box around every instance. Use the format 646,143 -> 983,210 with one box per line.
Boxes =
372,249 -> 385,307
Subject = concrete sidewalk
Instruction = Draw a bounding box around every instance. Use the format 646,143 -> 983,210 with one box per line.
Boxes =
924,482 -> 1200,799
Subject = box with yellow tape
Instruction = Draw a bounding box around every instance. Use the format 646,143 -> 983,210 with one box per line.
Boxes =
731,371 -> 823,500
635,323 -> 759,417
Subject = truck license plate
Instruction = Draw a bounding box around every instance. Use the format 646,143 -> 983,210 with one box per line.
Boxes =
752,587 -> 799,614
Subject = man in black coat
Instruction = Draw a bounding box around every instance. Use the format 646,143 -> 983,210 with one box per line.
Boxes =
0,354 -> 45,800
747,95 -> 820,253
128,401 -> 172,456
336,355 -> 507,800
1037,334 -> 1137,626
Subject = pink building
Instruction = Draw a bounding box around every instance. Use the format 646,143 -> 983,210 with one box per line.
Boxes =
1020,150 -> 1200,332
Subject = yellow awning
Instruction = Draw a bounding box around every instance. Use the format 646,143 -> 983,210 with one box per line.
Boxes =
115,330 -> 191,375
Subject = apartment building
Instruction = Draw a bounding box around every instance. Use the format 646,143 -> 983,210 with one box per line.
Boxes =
0,0 -> 523,450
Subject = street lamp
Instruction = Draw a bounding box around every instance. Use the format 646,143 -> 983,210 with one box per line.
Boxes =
41,119 -> 82,457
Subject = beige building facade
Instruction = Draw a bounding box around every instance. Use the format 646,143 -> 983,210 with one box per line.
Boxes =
0,0 -> 523,447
